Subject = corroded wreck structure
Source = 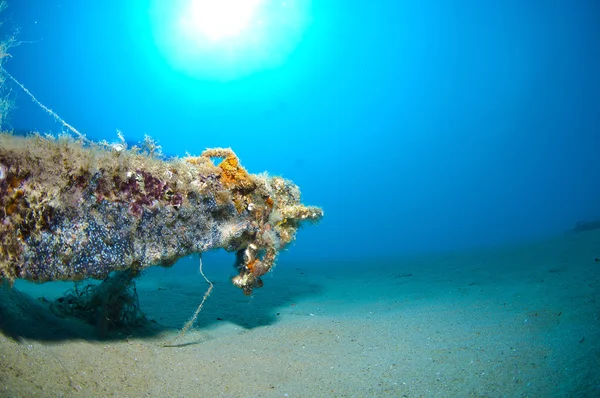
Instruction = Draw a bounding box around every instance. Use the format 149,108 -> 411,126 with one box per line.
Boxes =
0,133 -> 322,295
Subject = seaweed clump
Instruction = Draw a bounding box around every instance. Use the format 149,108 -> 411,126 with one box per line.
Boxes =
49,270 -> 148,337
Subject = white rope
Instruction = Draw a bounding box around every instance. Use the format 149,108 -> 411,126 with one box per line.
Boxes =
0,65 -> 85,140
164,254 -> 214,347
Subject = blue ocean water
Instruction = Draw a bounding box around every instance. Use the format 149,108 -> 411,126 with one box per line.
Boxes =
5,0 -> 599,260
1,1 -> 600,396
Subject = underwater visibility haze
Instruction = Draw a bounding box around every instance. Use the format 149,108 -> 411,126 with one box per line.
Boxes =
0,0 -> 600,396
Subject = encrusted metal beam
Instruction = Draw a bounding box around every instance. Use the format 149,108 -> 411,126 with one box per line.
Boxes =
0,133 -> 322,295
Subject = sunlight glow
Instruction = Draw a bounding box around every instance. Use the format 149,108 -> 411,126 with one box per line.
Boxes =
149,0 -> 312,81
182,0 -> 262,41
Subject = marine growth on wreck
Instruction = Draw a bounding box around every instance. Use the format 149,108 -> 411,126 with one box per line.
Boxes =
0,133 -> 323,295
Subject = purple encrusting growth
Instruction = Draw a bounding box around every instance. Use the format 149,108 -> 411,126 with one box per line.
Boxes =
93,169 -> 184,217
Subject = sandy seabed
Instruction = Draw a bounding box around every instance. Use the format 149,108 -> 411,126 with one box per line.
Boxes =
1,229 -> 599,397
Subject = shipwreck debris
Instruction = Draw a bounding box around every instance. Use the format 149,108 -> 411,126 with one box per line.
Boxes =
0,133 -> 323,295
